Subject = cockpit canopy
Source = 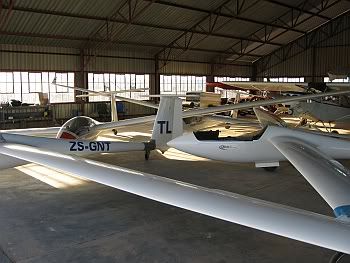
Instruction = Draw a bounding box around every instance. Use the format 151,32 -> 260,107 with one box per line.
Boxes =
193,126 -> 267,141
56,116 -> 98,139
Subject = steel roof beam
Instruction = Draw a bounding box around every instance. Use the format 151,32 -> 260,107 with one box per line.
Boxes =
154,0 -> 272,69
0,5 -> 284,46
264,0 -> 332,21
0,30 -> 262,57
0,0 -> 14,31
255,9 -> 350,74
144,0 -> 306,34
212,0 -> 341,65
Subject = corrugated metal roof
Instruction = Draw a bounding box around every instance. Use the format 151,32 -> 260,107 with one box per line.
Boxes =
133,4 -> 203,30
14,0 -> 122,18
112,25 -> 183,46
0,0 -> 348,66
161,0 -> 228,13
4,11 -> 101,38
237,2 -> 287,22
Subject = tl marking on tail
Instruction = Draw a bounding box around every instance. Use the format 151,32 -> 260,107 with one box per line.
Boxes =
157,121 -> 172,134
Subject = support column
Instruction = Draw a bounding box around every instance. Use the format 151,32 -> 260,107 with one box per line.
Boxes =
311,47 -> 316,83
252,64 -> 257,81
152,55 -> 160,102
74,49 -> 87,115
206,63 -> 215,92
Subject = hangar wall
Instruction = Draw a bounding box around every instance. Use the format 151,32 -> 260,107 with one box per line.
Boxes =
0,44 -> 253,77
0,45 -> 80,72
255,13 -> 350,81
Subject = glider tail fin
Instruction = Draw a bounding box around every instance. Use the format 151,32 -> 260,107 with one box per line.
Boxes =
151,96 -> 183,152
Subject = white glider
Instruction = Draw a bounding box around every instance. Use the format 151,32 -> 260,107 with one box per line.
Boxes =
2,96 -> 350,256
1,143 -> 350,254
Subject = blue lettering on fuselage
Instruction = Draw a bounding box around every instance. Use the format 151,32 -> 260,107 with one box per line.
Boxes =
69,141 -> 111,152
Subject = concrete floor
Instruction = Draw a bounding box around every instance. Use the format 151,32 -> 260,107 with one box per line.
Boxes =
0,124 -> 348,262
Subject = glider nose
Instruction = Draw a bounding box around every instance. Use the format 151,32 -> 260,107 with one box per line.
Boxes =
167,133 -> 195,152
167,137 -> 181,149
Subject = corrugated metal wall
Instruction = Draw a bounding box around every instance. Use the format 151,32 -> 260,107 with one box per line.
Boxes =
255,13 -> 350,79
212,63 -> 252,77
85,56 -> 154,74
0,43 -> 253,77
0,44 -> 80,72
315,46 -> 350,76
159,61 -> 211,75
159,61 -> 252,76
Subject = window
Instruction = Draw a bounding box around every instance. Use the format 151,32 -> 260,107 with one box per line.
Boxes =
0,72 -> 74,104
160,75 -> 206,95
88,73 -> 150,101
50,73 -> 74,103
324,77 -> 350,82
0,72 -> 20,103
213,76 -> 250,98
214,76 -> 250,82
263,77 -> 305,82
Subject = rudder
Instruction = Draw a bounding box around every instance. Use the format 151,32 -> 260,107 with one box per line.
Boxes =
151,97 -> 183,152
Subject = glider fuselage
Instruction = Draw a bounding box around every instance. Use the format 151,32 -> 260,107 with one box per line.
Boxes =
167,126 -> 350,164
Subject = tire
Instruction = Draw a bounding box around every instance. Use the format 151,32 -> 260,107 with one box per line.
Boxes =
263,167 -> 278,172
145,152 -> 150,160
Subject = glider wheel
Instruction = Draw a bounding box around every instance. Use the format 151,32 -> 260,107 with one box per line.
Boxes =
329,252 -> 346,263
145,151 -> 150,160
112,129 -> 118,135
263,167 -> 278,172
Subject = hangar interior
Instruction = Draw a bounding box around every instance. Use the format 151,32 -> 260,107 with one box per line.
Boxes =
0,0 -> 350,262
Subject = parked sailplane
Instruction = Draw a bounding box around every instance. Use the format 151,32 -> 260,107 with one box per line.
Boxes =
3,81 -> 350,146
48,80 -> 350,138
218,81 -> 350,128
2,96 -> 350,257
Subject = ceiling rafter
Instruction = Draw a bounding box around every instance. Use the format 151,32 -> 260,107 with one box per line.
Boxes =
0,30 -> 263,57
155,0 -> 270,69
0,0 -> 14,31
265,0 -> 332,21
144,0 -> 306,34
212,0 -> 341,65
256,9 -> 350,74
82,0 -> 156,60
0,4 -> 285,45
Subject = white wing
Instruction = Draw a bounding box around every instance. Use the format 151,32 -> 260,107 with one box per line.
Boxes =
55,82 -> 350,120
222,81 -> 350,92
0,127 -> 61,137
269,136 -> 350,219
93,115 -> 156,132
222,81 -> 307,92
253,107 -> 288,128
2,143 -> 350,253
182,89 -> 350,118
96,89 -> 350,134
52,82 -> 158,109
